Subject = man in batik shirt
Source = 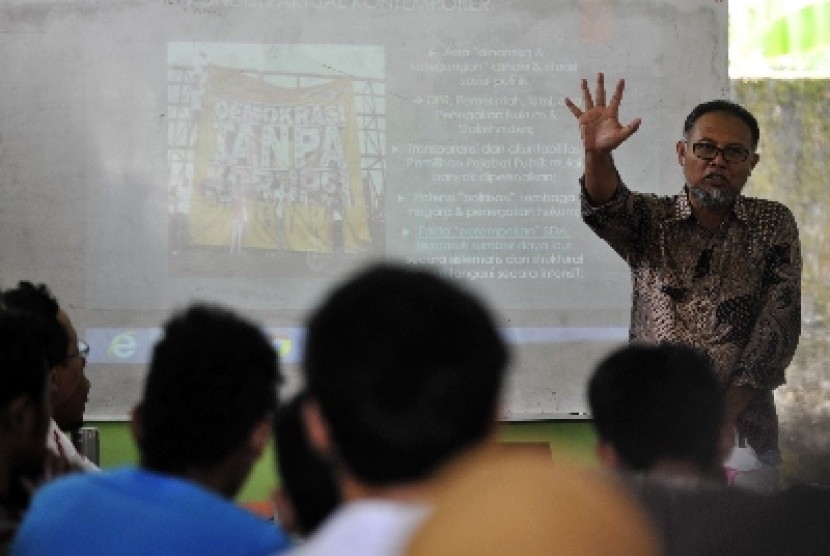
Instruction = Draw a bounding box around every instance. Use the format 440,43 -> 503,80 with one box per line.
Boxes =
565,74 -> 801,491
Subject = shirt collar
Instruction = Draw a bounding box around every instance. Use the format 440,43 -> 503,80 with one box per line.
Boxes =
674,186 -> 694,221
732,195 -> 750,223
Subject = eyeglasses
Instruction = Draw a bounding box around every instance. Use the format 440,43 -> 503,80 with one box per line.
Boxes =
67,340 -> 89,362
691,142 -> 751,163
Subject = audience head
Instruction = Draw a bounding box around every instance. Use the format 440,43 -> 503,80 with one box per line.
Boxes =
1,282 -> 68,370
0,312 -> 53,504
1,281 -> 88,432
274,391 -> 340,538
588,342 -> 723,477
302,262 -> 509,486
134,303 -> 281,497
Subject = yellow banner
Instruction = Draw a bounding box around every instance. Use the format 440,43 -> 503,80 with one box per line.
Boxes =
188,66 -> 371,253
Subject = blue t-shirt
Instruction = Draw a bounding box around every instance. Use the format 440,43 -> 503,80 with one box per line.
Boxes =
12,467 -> 292,556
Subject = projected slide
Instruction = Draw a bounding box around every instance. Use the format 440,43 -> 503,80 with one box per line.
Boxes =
159,37 -> 635,315
0,0 -> 728,418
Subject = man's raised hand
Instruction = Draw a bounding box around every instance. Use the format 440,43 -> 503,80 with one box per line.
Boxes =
564,73 -> 641,153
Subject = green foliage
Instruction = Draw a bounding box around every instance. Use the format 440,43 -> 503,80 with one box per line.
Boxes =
735,79 -> 830,322
734,79 -> 830,485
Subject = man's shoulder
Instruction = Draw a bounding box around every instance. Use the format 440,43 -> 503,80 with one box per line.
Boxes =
37,465 -> 107,496
28,467 -> 241,520
16,467 -> 291,555
25,467 -> 134,517
736,195 -> 796,221
11,469 -> 125,554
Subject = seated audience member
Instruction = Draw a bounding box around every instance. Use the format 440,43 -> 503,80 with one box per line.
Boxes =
11,304 -> 293,556
588,342 -> 724,482
0,313 -> 55,552
405,449 -> 660,556
274,391 -> 340,539
288,263 -> 510,556
1,282 -> 96,471
587,343 -> 830,556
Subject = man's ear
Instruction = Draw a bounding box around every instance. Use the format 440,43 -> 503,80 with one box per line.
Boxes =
49,367 -> 61,397
750,152 -> 760,172
1,395 -> 33,435
595,440 -> 621,470
302,398 -> 331,456
676,140 -> 687,166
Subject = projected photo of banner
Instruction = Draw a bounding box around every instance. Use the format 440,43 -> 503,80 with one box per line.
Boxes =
166,43 -> 385,275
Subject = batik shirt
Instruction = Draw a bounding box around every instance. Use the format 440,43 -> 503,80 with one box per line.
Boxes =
582,183 -> 801,454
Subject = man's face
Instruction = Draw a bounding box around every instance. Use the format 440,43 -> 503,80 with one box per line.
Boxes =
676,111 -> 759,210
52,309 -> 91,431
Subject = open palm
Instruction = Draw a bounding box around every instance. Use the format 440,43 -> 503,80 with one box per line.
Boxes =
565,73 -> 641,153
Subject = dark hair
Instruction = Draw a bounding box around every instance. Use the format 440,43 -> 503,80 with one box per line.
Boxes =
303,263 -> 509,485
683,99 -> 760,149
138,304 -> 281,474
0,312 -> 51,410
276,391 -> 340,537
588,343 -> 723,473
1,281 -> 68,368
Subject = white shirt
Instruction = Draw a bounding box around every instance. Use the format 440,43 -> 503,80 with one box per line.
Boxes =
286,499 -> 431,556
723,429 -> 764,472
46,419 -> 100,472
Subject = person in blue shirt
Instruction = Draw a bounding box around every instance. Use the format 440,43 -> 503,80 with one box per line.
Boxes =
12,304 -> 292,556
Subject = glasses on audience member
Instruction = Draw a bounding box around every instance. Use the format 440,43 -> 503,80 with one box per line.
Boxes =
67,340 -> 89,363
691,142 -> 751,163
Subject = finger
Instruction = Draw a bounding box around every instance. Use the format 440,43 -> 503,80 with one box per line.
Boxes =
620,118 -> 642,141
608,78 -> 625,119
581,78 -> 594,110
564,97 -> 582,118
595,72 -> 606,106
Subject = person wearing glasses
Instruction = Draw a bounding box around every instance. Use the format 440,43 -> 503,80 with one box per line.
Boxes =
12,304 -> 292,556
565,74 -> 801,492
1,282 -> 97,472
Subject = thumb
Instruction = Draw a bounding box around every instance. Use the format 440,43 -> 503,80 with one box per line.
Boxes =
620,118 -> 642,140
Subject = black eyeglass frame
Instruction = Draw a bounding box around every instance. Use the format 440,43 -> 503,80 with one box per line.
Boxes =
690,141 -> 752,164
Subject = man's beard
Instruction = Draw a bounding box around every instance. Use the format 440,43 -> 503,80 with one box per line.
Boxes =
688,183 -> 739,209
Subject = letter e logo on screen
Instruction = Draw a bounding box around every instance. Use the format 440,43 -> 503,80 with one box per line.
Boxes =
108,332 -> 137,360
